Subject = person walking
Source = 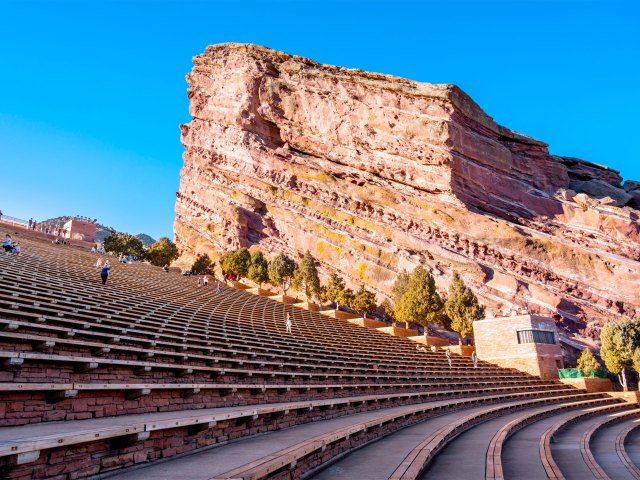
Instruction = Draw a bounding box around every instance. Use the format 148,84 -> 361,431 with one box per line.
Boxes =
100,263 -> 111,285
445,349 -> 452,368
285,312 -> 292,333
472,350 -> 478,368
215,281 -> 222,294
203,275 -> 209,287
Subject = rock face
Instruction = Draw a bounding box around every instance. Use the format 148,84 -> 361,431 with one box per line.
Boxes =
175,43 -> 640,341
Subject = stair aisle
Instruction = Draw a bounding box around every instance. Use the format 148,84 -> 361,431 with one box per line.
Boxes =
418,409 -> 542,480
550,410 -> 636,480
311,405 -> 499,480
501,410 -> 588,480
106,403 -> 491,480
592,417 -> 640,479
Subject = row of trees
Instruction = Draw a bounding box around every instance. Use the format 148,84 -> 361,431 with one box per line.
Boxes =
380,268 -> 485,344
191,248 -> 484,344
103,233 -> 179,267
191,249 -> 327,301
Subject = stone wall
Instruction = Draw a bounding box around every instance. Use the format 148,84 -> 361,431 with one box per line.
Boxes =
473,315 -> 564,380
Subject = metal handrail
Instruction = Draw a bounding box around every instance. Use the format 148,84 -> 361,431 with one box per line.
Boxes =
0,215 -> 29,227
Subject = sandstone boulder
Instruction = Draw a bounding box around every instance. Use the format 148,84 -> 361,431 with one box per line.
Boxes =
175,43 -> 640,343
571,179 -> 632,207
624,180 -> 640,192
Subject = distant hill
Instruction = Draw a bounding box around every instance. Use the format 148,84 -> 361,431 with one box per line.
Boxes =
134,233 -> 156,247
41,216 -> 156,246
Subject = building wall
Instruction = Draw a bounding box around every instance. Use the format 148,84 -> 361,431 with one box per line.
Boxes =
63,219 -> 97,243
473,314 -> 564,380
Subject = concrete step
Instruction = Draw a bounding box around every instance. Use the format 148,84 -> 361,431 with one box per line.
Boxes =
592,416 -> 640,479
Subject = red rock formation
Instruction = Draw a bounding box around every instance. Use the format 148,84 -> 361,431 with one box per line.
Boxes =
175,43 -> 640,341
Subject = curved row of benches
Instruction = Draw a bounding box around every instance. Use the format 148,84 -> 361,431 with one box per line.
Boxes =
1,227 -> 634,479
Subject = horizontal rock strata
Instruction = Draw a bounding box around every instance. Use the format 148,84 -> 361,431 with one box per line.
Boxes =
175,43 -> 640,340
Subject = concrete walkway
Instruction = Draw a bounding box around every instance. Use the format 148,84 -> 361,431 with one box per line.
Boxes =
311,405 -> 492,480
501,410 -> 579,480
591,418 -> 640,479
420,407 -> 548,480
626,428 -> 640,472
550,413 -> 611,480
108,401 -> 476,480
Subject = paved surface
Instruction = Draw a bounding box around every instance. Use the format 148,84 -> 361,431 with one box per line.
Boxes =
591,417 -> 640,479
626,427 -> 640,473
550,413 -> 610,480
109,401 -> 479,480
420,408 -> 547,480
501,410 -> 579,480
311,405 -> 491,480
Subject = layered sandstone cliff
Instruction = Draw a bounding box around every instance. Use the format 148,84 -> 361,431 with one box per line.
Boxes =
175,43 -> 640,340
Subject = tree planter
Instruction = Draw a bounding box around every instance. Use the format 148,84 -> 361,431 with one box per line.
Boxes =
445,345 -> 475,357
267,294 -> 297,304
376,326 -> 416,338
246,287 -> 274,297
348,318 -> 388,329
293,302 -> 321,312
559,377 -> 612,393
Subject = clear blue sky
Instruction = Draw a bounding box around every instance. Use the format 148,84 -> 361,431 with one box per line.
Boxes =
1,0 -> 638,239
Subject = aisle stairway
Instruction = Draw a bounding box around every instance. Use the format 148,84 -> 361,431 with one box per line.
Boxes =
0,227 -> 631,479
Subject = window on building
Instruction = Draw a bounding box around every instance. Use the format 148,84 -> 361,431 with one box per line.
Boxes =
516,329 -> 555,345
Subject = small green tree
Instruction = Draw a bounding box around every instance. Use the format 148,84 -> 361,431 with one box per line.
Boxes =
103,233 -> 145,258
444,272 -> 485,345
337,287 -> 354,310
391,270 -> 411,305
600,318 -> 640,391
219,251 -> 232,277
576,349 -> 601,377
321,273 -> 346,308
351,285 -> 377,319
632,350 -> 640,385
220,248 -> 251,280
233,248 -> 252,279
268,253 -> 297,295
380,298 -> 397,326
103,232 -> 120,254
247,250 -> 269,287
394,266 -> 444,339
292,251 -> 321,302
191,253 -> 214,275
145,237 -> 179,267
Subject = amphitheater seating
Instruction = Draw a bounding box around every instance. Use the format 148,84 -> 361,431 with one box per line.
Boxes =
0,226 -> 633,480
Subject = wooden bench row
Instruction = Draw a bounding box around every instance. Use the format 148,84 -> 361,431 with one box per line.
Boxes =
485,399 -> 629,480
388,395 -> 617,480
0,251 -> 480,378
0,293 -> 483,374
0,388 -> 581,465
0,251 -> 456,368
580,408 -> 640,480
213,392 -> 609,480
615,420 -> 640,480
538,404 -> 636,480
0,317 -> 487,377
